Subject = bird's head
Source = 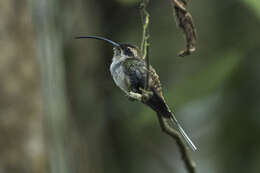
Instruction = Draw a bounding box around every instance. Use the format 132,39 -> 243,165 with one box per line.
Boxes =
75,36 -> 139,60
113,44 -> 139,59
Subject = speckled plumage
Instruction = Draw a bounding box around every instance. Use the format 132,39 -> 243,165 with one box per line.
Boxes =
110,45 -> 171,118
110,44 -> 196,150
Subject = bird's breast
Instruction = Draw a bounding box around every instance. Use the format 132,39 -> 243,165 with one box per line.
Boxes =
110,60 -> 129,93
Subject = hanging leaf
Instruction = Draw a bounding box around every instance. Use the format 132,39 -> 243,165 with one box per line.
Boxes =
171,0 -> 197,57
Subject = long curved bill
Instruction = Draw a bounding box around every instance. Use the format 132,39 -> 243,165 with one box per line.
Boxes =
75,36 -> 120,47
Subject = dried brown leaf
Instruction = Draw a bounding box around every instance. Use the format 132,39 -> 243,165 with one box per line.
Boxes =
172,0 -> 197,57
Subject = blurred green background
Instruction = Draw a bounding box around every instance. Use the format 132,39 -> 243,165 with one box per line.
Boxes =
1,0 -> 260,173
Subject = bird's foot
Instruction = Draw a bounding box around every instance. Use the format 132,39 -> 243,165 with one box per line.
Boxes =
139,88 -> 153,103
126,95 -> 136,102
126,92 -> 142,102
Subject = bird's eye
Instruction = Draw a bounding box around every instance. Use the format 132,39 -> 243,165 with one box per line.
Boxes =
124,48 -> 133,56
126,48 -> 132,55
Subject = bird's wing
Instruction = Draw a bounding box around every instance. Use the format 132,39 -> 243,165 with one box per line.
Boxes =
123,58 -> 164,96
123,58 -> 147,93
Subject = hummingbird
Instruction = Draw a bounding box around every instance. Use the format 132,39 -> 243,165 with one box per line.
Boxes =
75,36 -> 197,151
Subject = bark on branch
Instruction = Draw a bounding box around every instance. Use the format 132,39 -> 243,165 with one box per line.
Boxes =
158,115 -> 196,173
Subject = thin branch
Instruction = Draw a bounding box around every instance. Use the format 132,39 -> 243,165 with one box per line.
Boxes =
140,0 -> 150,90
157,115 -> 196,173
139,2 -> 196,173
171,0 -> 197,57
140,0 -> 150,60
145,46 -> 150,90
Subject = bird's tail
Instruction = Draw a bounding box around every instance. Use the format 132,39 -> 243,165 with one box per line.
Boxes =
169,113 -> 197,151
145,88 -> 197,151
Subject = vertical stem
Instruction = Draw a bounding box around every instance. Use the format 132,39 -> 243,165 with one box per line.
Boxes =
140,0 -> 151,90
145,46 -> 150,90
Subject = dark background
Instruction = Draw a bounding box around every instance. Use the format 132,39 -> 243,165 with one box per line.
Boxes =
1,0 -> 260,173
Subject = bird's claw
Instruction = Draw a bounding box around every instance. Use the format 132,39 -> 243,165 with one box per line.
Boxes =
126,93 -> 136,101
126,92 -> 142,102
139,88 -> 153,103
125,89 -> 153,103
